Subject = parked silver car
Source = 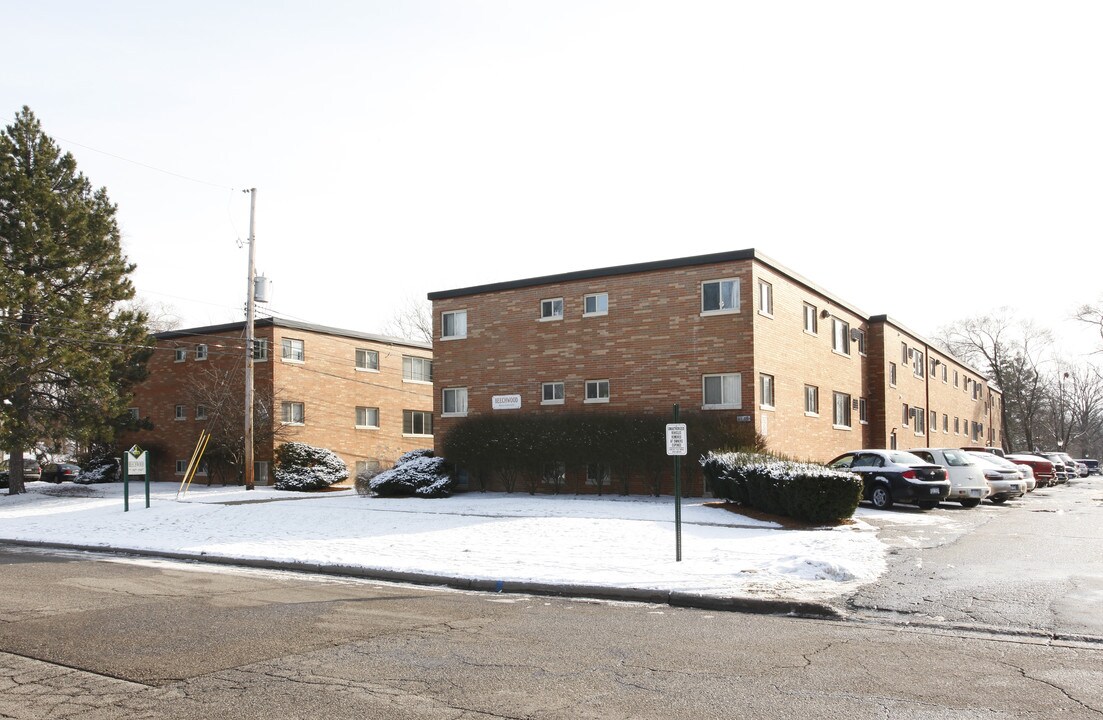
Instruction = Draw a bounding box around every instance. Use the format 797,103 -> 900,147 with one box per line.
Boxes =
912,448 -> 989,508
965,451 -> 1025,503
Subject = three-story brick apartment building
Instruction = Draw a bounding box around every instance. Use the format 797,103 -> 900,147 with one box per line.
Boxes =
120,317 -> 434,484
427,249 -> 1000,487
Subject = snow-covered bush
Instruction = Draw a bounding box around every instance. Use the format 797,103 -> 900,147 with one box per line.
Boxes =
77,457 -> 120,484
273,442 -> 349,491
368,454 -> 454,499
395,448 -> 434,466
701,451 -> 862,524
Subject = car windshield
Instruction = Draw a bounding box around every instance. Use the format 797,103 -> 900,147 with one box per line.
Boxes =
941,449 -> 974,467
888,451 -> 926,465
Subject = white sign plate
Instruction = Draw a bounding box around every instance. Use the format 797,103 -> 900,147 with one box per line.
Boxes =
666,423 -> 687,456
492,394 -> 522,411
127,451 -> 147,475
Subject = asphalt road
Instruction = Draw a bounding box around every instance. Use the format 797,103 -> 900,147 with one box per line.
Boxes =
2,542 -> 1102,718
848,474 -> 1103,641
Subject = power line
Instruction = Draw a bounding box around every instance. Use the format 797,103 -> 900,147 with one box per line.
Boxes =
53,135 -> 236,191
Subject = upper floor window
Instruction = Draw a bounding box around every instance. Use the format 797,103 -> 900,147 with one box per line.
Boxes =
584,380 -> 610,403
942,364 -> 948,383
403,409 -> 433,436
540,298 -> 564,321
355,406 -> 380,428
832,318 -> 850,355
805,385 -> 819,415
174,347 -> 186,363
195,344 -> 208,361
281,338 -> 304,362
803,303 -> 818,334
701,278 -> 740,315
442,387 -> 468,417
196,405 -> 208,420
355,348 -> 379,371
542,382 -> 565,405
252,339 -> 268,362
902,342 -> 909,364
403,356 -> 432,383
757,280 -> 773,316
759,373 -> 775,409
175,404 -> 186,421
583,293 -> 608,317
702,373 -> 741,409
441,310 -> 467,339
281,401 -> 305,425
859,397 -> 868,424
854,329 -> 866,355
889,362 -> 897,387
912,349 -> 924,377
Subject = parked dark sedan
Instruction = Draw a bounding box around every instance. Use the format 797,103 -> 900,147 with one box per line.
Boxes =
828,449 -> 950,510
41,462 -> 81,483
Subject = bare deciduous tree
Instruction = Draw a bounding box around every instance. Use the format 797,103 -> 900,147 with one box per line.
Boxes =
383,297 -> 432,345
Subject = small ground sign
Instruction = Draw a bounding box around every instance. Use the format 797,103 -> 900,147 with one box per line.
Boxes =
665,423 -> 687,456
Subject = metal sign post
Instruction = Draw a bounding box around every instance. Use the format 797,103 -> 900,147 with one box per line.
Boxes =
124,445 -> 148,511
666,405 -> 688,562
123,453 -> 129,512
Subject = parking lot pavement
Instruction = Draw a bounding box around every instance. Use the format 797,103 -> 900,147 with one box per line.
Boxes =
847,477 -> 1103,640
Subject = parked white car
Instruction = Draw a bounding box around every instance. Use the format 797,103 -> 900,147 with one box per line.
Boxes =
912,448 -> 990,508
965,451 -> 1026,503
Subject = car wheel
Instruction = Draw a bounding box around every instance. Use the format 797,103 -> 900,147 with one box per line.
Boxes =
989,496 -> 1007,505
960,498 -> 982,508
870,485 -> 893,509
917,501 -> 939,510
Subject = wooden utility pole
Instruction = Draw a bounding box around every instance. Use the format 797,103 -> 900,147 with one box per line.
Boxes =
244,188 -> 257,490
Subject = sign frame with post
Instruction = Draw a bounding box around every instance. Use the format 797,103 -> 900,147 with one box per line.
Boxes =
124,445 -> 150,511
666,406 -> 687,562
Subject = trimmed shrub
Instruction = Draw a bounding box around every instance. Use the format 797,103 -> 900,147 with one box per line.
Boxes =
273,442 -> 349,491
701,452 -> 862,524
369,455 -> 455,499
395,448 -> 434,466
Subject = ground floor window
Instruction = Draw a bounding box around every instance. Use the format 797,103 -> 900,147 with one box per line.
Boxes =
586,463 -> 610,487
833,392 -> 852,429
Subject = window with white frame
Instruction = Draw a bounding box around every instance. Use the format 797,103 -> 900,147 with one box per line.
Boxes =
281,401 -> 305,425
943,414 -> 949,432
542,382 -> 565,405
702,373 -> 741,409
912,349 -> 924,377
195,344 -> 208,361
174,347 -> 186,362
930,410 -> 937,432
255,461 -> 269,485
832,318 -> 850,355
954,416 -> 960,434
954,370 -> 960,387
175,404 -> 186,421
281,338 -> 304,362
540,298 -> 564,321
833,392 -> 852,428
803,303 -> 818,334
196,405 -> 208,420
903,403 -> 910,427
914,406 -> 926,434
402,356 -> 432,383
441,310 -> 467,339
854,329 -> 867,355
442,387 -> 468,416
805,385 -> 819,415
701,278 -> 740,314
759,373 -> 775,409
942,364 -> 948,383
355,406 -> 380,428
403,410 -> 433,436
585,380 -> 610,403
253,339 -> 268,361
902,342 -> 909,364
859,397 -> 868,424
758,280 -> 773,316
583,292 -> 608,317
542,461 -> 566,487
586,464 -> 610,487
176,460 -> 187,474
355,348 -> 379,371
889,362 -> 897,387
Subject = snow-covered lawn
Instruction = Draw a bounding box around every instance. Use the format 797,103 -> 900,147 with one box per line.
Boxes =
0,481 -> 889,604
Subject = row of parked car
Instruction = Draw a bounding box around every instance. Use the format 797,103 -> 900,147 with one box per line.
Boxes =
0,458 -> 120,489
827,447 -> 1098,510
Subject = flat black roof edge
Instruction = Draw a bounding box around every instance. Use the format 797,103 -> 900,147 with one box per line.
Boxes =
155,316 -> 431,350
427,248 -> 759,300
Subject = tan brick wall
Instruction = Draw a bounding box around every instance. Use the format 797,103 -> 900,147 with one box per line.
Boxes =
121,324 -> 433,485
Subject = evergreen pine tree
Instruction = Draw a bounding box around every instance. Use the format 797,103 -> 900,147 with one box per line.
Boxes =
1,106 -> 150,494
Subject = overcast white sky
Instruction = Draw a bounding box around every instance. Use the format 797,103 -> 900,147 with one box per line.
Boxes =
3,1 -> 1101,356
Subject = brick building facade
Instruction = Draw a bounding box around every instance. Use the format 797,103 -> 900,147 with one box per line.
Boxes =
428,249 -> 1000,489
120,318 -> 434,484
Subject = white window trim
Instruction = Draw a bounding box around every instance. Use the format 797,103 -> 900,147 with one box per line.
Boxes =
174,348 -> 186,363
174,405 -> 186,421
804,385 -> 819,417
582,293 -> 608,318
402,410 -> 433,438
175,460 -> 188,475
831,318 -> 851,357
539,298 -> 564,322
541,382 -> 565,406
195,405 -> 208,420
855,329 -> 867,356
889,362 -> 897,388
253,339 -> 269,363
440,310 -> 468,340
757,280 -> 773,318
700,278 -> 741,317
402,356 -> 433,385
803,304 -> 819,336
442,388 -> 469,418
355,407 -> 380,429
859,397 -> 869,425
832,392 -> 853,430
195,344 -> 208,361
759,373 -> 775,411
354,348 -> 380,373
584,380 -> 610,404
281,401 -> 305,426
701,373 -> 743,410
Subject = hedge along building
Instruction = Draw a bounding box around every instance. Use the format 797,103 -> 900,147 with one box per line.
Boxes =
119,317 -> 434,484
427,249 -> 1002,495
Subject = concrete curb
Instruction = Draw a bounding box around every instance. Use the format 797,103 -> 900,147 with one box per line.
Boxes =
6,539 -> 843,619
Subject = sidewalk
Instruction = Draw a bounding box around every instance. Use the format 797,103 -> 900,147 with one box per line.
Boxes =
0,482 -> 888,617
